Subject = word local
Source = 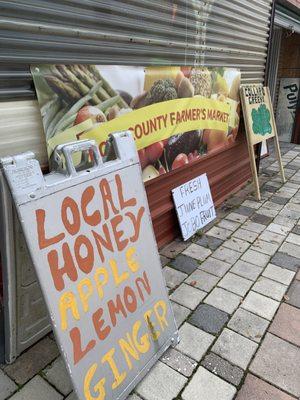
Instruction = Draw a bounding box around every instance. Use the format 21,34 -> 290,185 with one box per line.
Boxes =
35,173 -> 145,291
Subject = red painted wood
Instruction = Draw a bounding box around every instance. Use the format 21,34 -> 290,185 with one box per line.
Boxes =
145,135 -> 251,248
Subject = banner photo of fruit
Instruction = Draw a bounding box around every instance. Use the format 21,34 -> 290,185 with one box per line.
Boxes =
31,65 -> 241,182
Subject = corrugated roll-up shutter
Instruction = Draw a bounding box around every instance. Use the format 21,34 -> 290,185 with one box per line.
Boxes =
206,0 -> 272,83
0,0 -> 273,242
0,65 -> 34,101
275,5 -> 300,34
0,0 -> 274,362
266,26 -> 283,106
0,0 -> 272,101
0,101 -> 46,164
0,0 -> 274,244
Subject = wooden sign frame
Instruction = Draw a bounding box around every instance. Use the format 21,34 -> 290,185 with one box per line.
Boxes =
240,84 -> 286,200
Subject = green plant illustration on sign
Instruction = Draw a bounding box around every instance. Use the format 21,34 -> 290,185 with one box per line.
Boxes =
251,104 -> 272,136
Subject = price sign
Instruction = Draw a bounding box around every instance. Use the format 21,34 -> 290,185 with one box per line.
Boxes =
172,173 -> 216,240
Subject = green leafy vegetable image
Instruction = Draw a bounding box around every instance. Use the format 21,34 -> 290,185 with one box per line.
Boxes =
251,104 -> 272,136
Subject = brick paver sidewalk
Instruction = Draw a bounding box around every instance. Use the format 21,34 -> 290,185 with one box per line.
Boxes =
1,141 -> 300,399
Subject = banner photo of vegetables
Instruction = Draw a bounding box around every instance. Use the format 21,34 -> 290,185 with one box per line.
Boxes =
31,65 -> 241,182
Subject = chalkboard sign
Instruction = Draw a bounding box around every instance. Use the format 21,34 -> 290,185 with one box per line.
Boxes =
172,173 -> 216,240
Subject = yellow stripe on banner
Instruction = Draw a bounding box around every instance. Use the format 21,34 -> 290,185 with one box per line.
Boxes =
47,118 -> 94,156
47,98 -> 230,155
81,98 -> 230,152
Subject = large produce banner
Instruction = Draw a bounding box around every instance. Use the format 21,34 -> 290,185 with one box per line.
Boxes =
31,65 -> 241,181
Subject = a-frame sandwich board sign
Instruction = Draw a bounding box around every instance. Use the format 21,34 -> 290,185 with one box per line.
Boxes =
240,84 -> 285,200
0,132 -> 178,400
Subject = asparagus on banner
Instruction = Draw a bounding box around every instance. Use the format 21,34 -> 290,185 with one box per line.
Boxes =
44,75 -> 81,103
56,65 -> 101,104
40,64 -> 131,139
86,65 -> 128,108
54,81 -> 104,133
47,107 -> 69,139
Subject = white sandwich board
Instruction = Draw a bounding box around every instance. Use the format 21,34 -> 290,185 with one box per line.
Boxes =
1,132 -> 178,400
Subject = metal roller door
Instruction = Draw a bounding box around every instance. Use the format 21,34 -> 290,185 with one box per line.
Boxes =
275,5 -> 300,34
0,0 -> 272,101
207,0 -> 272,82
0,0 -> 273,362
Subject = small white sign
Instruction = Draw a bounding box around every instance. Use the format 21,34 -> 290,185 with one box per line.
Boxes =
172,173 -> 216,240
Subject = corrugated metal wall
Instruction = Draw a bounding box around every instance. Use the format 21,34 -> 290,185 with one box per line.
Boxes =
0,0 -> 273,243
206,0 -> 272,83
269,5 -> 300,116
0,101 -> 46,164
0,0 -> 272,101
267,26 -> 283,105
275,5 -> 300,34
